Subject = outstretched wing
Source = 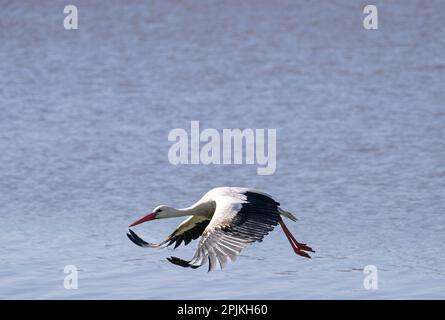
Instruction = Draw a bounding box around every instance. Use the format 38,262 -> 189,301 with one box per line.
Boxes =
167,191 -> 281,271
127,215 -> 211,249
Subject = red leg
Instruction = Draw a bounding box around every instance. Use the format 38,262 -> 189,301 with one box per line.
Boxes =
281,221 -> 314,252
279,219 -> 314,258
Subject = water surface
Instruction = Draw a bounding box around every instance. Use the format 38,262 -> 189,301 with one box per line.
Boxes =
0,0 -> 444,299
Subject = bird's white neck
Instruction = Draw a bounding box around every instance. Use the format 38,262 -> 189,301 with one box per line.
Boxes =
160,201 -> 214,219
176,201 -> 214,217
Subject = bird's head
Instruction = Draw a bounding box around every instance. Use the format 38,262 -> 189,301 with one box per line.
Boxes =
129,205 -> 176,227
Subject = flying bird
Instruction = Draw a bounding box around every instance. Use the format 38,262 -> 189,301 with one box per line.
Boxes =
127,187 -> 314,271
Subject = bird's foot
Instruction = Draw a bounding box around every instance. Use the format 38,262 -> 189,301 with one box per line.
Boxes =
279,219 -> 314,258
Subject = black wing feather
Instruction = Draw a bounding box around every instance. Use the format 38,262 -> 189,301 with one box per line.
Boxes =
167,220 -> 210,248
127,219 -> 210,249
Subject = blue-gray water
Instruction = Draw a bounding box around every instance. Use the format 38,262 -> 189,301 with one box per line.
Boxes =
1,0 -> 444,299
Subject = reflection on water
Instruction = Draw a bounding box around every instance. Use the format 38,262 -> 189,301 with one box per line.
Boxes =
0,0 -> 444,299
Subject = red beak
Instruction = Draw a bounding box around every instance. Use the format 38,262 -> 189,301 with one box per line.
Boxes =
129,212 -> 156,227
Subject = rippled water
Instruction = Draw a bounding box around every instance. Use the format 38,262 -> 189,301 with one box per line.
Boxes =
1,0 -> 444,299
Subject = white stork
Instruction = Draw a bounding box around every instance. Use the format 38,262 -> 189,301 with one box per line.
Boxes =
127,187 -> 314,271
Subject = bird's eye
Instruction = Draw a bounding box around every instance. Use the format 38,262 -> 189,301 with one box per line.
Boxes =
157,209 -> 163,213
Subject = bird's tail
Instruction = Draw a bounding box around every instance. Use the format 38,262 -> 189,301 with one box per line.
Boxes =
278,207 -> 298,222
